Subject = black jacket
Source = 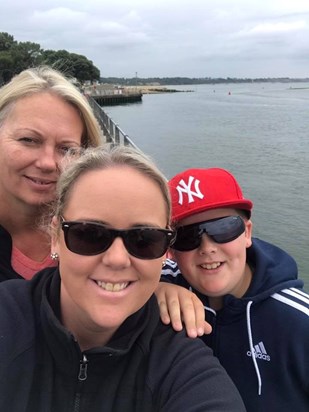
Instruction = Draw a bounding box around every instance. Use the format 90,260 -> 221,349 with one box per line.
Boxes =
0,224 -> 22,280
0,268 -> 245,411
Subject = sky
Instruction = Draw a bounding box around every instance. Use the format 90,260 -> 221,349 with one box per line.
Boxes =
1,0 -> 309,78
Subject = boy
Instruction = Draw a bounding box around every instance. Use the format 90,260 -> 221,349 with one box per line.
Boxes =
160,167 -> 309,411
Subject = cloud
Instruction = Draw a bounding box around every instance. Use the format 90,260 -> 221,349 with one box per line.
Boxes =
1,0 -> 309,77
249,20 -> 307,34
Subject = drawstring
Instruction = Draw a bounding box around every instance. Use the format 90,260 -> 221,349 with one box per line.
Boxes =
188,286 -> 216,315
246,301 -> 262,395
189,286 -> 262,394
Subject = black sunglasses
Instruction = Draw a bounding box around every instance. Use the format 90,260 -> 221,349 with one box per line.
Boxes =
61,218 -> 175,259
171,216 -> 245,251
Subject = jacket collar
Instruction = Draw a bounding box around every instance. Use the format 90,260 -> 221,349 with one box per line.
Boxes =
35,268 -> 160,374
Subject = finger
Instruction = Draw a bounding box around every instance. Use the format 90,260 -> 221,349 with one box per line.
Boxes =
203,321 -> 212,335
158,300 -> 171,325
155,284 -> 172,325
191,295 -> 211,336
181,300 -> 200,338
166,298 -> 184,331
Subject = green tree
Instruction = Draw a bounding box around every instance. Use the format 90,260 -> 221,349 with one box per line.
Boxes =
11,41 -> 43,73
0,32 -> 16,51
0,32 -> 16,83
0,51 -> 14,84
69,53 -> 100,82
42,49 -> 100,82
0,32 -> 100,84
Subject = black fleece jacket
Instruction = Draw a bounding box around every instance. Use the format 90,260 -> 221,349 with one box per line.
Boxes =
0,224 -> 22,280
0,268 -> 245,412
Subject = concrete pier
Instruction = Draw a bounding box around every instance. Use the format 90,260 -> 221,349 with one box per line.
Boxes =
92,92 -> 142,105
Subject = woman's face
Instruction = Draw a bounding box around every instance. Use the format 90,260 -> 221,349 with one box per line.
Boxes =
52,165 -> 168,346
0,92 -> 83,208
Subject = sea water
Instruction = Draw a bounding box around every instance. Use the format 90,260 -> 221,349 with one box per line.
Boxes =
104,82 -> 309,289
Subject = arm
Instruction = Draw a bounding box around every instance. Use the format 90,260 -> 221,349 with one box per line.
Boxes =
155,282 -> 212,337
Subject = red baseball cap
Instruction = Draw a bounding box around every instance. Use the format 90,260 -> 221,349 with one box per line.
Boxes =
168,168 -> 253,222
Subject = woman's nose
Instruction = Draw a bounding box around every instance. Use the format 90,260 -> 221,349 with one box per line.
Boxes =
35,147 -> 58,172
101,237 -> 131,268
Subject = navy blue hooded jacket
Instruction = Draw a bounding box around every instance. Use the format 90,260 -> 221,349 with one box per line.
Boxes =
161,238 -> 309,411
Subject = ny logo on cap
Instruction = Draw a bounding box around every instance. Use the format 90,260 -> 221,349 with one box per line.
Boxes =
176,176 -> 204,204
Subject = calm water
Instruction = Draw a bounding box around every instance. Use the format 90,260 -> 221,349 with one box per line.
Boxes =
104,83 -> 309,289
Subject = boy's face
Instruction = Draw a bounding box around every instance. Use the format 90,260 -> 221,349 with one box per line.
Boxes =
170,208 -> 252,299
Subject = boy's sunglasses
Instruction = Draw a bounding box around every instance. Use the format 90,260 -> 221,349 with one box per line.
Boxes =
171,216 -> 245,251
61,218 -> 175,259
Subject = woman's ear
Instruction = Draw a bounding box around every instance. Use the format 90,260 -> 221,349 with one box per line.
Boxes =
167,248 -> 176,261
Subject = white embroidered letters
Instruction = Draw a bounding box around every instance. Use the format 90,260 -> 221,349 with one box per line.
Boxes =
176,176 -> 204,204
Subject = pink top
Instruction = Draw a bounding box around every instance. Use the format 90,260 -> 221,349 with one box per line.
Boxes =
11,246 -> 58,280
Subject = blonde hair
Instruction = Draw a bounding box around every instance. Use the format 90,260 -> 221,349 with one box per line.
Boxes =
54,145 -> 171,225
0,66 -> 103,147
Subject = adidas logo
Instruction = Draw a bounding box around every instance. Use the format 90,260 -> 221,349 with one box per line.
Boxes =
247,341 -> 271,362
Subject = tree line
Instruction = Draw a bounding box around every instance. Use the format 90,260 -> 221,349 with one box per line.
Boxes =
101,76 -> 309,86
0,32 -> 100,85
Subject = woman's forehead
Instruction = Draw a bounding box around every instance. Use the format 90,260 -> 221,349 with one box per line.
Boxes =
63,166 -> 168,224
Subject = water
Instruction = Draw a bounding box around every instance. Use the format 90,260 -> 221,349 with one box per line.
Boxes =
104,83 -> 309,289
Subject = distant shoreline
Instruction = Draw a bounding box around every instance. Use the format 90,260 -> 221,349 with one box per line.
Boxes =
100,77 -> 309,87
288,86 -> 309,90
131,86 -> 193,94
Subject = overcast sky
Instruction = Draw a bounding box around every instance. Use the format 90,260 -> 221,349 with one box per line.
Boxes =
1,0 -> 309,78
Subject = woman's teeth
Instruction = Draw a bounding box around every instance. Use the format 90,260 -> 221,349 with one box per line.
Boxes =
96,281 -> 129,292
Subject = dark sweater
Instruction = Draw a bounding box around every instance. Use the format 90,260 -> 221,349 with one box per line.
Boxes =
0,268 -> 245,411
0,224 -> 22,280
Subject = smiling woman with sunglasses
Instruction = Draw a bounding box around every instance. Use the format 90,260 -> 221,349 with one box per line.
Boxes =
0,146 -> 245,411
158,167 -> 309,412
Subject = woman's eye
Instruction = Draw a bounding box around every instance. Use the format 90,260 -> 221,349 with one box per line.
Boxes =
58,146 -> 81,156
57,147 -> 71,156
18,137 -> 36,144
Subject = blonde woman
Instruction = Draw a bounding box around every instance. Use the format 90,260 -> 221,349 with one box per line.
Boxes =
0,66 -> 103,280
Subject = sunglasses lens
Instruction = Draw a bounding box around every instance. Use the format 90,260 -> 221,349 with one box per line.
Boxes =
125,228 -> 171,259
64,222 -> 111,255
172,225 -> 201,251
172,216 -> 245,251
205,216 -> 245,243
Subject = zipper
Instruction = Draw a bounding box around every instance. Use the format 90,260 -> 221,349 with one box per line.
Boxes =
78,354 -> 88,381
74,354 -> 88,412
